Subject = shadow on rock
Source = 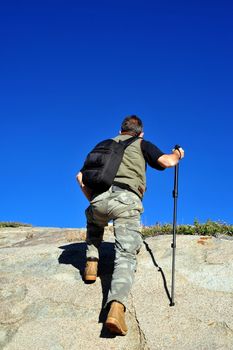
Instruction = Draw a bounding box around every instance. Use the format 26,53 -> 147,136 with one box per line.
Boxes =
58,241 -> 116,338
58,242 -> 87,274
143,240 -> 172,305
58,241 -> 115,278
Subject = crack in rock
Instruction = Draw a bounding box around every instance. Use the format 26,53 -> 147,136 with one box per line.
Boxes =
208,320 -> 233,335
0,326 -> 19,349
129,293 -> 150,350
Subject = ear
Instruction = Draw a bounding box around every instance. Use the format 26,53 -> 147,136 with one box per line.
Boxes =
139,132 -> 144,138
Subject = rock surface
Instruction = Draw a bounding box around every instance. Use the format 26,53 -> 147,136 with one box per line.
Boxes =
0,227 -> 233,349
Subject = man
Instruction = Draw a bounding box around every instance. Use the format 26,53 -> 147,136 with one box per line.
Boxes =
76,115 -> 184,336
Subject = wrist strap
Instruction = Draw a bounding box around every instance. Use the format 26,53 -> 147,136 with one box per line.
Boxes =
174,144 -> 181,159
176,149 -> 181,159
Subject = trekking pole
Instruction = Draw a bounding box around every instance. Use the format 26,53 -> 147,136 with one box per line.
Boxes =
170,145 -> 180,307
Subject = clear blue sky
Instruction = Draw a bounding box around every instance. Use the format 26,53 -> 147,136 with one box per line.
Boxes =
1,0 -> 232,228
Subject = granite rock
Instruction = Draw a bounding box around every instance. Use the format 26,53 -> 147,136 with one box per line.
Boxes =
0,227 -> 232,349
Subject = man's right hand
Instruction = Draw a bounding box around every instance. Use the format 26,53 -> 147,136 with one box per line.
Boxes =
157,147 -> 185,168
76,171 -> 93,201
172,147 -> 185,160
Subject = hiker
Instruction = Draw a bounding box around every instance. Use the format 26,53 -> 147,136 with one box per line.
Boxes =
76,115 -> 184,336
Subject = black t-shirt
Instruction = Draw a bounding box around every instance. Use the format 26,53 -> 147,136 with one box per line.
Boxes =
141,139 -> 165,170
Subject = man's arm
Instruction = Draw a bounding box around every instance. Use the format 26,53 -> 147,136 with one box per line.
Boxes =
157,147 -> 185,168
76,171 -> 93,201
141,139 -> 184,169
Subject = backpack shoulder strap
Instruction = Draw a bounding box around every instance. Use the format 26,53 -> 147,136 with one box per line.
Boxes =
120,136 -> 140,149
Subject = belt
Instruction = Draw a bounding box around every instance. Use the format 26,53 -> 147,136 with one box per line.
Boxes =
112,182 -> 141,198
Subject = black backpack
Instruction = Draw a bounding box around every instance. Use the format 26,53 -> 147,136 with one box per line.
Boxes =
82,136 -> 139,193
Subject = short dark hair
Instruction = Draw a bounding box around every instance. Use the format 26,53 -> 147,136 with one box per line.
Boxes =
121,115 -> 143,136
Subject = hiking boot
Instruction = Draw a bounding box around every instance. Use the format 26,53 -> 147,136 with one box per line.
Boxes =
105,301 -> 128,336
84,257 -> 98,282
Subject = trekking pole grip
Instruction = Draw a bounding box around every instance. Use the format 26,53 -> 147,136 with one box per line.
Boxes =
174,144 -> 181,150
174,144 -> 182,159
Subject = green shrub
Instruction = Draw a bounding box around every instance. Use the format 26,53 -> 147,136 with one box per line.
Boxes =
0,222 -> 32,228
142,219 -> 233,238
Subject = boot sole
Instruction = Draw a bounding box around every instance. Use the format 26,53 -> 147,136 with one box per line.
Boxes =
105,317 -> 127,336
84,275 -> 97,281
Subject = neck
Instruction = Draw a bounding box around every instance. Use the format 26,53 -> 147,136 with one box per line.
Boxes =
120,131 -> 137,136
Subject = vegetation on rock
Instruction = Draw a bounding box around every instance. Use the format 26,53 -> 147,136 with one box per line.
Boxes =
0,222 -> 32,228
142,219 -> 233,237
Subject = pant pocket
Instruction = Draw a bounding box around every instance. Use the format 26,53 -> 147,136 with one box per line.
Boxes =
114,192 -> 143,213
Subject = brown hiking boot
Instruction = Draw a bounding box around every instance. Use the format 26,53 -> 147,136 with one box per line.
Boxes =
105,301 -> 128,336
84,257 -> 98,282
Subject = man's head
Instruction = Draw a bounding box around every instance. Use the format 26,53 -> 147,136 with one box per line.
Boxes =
120,115 -> 143,136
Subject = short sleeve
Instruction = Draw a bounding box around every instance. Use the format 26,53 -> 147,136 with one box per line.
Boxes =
141,139 -> 165,170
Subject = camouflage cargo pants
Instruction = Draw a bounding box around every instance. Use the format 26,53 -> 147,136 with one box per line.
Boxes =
85,185 -> 144,309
